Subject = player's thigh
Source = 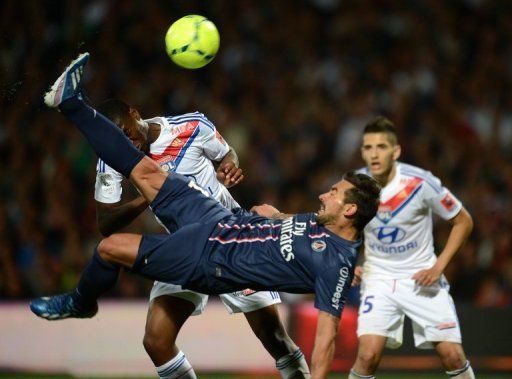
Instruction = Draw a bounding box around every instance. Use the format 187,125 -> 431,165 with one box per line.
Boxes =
129,156 -> 167,203
98,233 -> 142,268
150,172 -> 232,230
357,279 -> 405,349
219,290 -> 281,314
132,230 -> 205,285
397,279 -> 462,348
149,281 -> 209,316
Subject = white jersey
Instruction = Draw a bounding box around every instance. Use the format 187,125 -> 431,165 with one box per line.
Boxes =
359,162 -> 462,279
94,112 -> 239,210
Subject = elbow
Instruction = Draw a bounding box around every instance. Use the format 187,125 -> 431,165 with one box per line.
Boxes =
462,208 -> 474,234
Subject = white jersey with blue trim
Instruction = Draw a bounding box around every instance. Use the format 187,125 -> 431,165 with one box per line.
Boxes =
94,112 -> 238,210
358,162 -> 462,279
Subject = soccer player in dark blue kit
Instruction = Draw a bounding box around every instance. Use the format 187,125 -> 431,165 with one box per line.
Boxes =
31,53 -> 381,379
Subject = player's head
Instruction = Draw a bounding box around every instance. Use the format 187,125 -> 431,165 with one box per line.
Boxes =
317,171 -> 381,233
361,116 -> 401,178
97,99 -> 149,152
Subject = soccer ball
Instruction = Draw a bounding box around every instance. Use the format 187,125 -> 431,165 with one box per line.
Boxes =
165,15 -> 220,69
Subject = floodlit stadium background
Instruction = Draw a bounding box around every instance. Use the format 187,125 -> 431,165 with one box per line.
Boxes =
1,0 -> 511,377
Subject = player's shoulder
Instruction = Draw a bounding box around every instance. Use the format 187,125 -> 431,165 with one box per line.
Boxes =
398,162 -> 443,193
164,112 -> 216,131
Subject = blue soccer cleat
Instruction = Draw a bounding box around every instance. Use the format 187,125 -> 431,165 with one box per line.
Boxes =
30,292 -> 98,320
44,52 -> 90,108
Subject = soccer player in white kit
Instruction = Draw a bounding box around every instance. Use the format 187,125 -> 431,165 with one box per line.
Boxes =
349,117 -> 475,379
93,100 -> 309,379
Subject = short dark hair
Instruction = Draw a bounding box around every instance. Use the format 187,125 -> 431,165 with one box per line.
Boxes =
363,116 -> 398,145
97,99 -> 131,128
342,171 -> 381,232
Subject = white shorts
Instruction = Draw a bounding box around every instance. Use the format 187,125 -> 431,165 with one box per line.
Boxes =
357,278 -> 462,349
149,281 -> 281,315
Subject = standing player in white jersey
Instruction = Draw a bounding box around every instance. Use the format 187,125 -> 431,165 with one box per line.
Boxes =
93,99 -> 309,379
349,117 -> 475,379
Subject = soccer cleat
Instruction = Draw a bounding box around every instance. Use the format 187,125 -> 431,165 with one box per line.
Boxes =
43,52 -> 90,108
29,292 -> 98,320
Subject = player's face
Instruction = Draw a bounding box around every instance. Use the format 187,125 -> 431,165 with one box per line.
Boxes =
361,132 -> 400,177
120,108 -> 149,152
317,180 -> 357,226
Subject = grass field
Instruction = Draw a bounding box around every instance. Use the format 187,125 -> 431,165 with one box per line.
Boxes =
1,374 -> 511,379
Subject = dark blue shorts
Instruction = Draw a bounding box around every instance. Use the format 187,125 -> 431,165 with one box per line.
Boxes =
132,173 -> 232,284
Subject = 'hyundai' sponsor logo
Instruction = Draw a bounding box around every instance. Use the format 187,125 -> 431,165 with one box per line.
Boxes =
372,226 -> 406,244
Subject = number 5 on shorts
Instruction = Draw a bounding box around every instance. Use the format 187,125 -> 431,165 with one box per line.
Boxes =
362,295 -> 374,313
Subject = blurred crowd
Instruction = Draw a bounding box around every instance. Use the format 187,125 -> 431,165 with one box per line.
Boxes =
1,0 -> 511,307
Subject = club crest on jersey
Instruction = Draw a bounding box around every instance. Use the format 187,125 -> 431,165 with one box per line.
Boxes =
377,205 -> 392,223
311,240 -> 326,252
155,156 -> 176,172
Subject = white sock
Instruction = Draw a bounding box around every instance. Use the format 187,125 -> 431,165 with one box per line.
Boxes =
446,361 -> 475,379
156,351 -> 197,379
349,368 -> 375,379
276,349 -> 310,378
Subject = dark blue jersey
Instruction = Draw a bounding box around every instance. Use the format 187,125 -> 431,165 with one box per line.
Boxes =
136,173 -> 359,319
186,213 -> 359,318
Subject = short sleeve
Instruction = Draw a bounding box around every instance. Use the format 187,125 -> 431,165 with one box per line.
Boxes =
199,116 -> 230,161
314,265 -> 352,318
94,159 -> 123,204
422,173 -> 462,220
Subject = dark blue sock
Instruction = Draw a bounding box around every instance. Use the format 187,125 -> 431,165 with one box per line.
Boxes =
59,97 -> 144,177
72,248 -> 120,307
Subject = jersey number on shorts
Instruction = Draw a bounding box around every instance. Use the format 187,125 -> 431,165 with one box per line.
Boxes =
362,295 -> 375,313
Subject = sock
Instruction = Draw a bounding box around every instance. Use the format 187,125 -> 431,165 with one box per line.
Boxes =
276,349 -> 310,378
59,97 -> 144,177
72,248 -> 120,308
446,361 -> 475,379
156,351 -> 197,379
348,369 -> 375,379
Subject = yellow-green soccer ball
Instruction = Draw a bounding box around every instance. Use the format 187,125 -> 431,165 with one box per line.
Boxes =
165,15 -> 220,69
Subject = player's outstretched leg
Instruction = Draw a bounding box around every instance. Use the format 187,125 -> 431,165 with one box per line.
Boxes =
44,52 -> 145,179
29,233 -> 141,320
30,246 -> 116,320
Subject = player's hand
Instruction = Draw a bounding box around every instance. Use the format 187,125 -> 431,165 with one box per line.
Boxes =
412,266 -> 442,286
250,204 -> 280,218
216,162 -> 244,188
351,266 -> 363,287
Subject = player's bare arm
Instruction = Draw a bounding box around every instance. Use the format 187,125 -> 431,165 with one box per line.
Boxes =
96,197 -> 148,237
310,311 -> 339,379
412,206 -> 473,286
250,204 -> 293,219
216,146 -> 244,187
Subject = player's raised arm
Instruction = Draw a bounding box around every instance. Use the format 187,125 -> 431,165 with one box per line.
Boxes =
311,311 -> 340,379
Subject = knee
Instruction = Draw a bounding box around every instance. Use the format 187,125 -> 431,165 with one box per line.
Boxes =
356,348 -> 380,371
439,346 -> 466,371
143,327 -> 173,357
97,236 -> 120,262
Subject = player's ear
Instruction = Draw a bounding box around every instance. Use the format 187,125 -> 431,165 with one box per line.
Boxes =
344,203 -> 357,217
393,144 -> 401,160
